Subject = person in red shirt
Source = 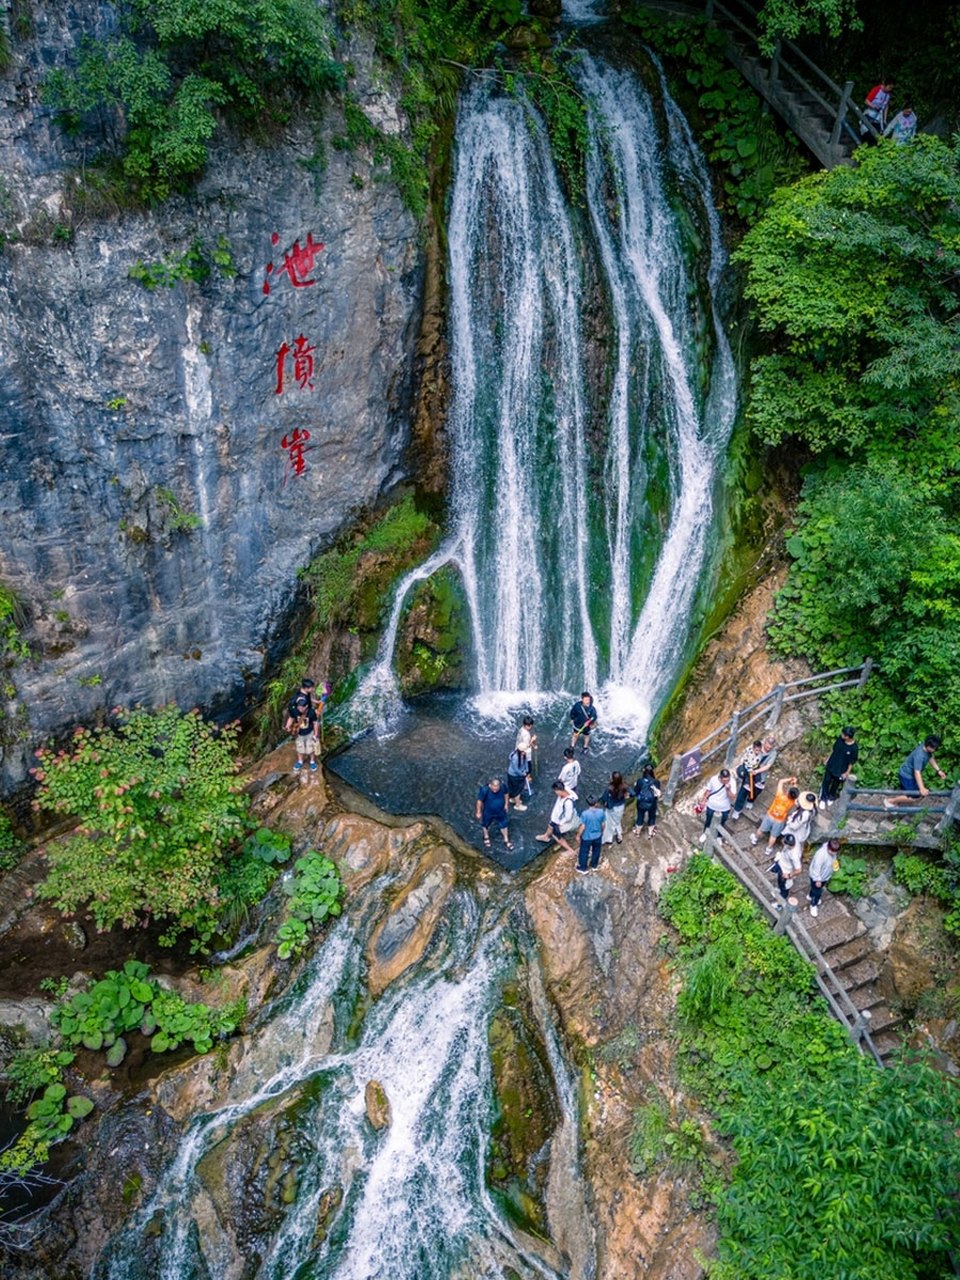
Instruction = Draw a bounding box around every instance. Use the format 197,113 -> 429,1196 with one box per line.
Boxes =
861,79 -> 894,141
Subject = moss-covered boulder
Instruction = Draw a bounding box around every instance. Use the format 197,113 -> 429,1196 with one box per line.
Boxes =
395,566 -> 471,695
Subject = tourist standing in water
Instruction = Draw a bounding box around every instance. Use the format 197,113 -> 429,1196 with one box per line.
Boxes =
535,780 -> 580,855
632,764 -> 660,837
601,771 -> 629,845
515,716 -> 537,781
475,776 -> 513,851
577,796 -> 606,873
559,746 -> 581,795
570,692 -> 598,754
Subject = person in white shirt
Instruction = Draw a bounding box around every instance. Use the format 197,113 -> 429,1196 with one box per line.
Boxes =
697,768 -> 736,843
534,781 -> 580,855
559,747 -> 581,795
772,832 -> 802,904
807,839 -> 840,918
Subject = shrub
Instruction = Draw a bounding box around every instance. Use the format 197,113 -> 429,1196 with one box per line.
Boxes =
34,706 -> 249,947
275,850 -> 343,958
51,959 -> 243,1063
660,856 -> 960,1279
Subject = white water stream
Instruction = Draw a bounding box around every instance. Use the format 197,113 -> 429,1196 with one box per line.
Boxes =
354,53 -> 736,744
94,889 -> 588,1280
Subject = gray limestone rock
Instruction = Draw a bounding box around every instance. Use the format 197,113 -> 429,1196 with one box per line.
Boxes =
0,2 -> 425,793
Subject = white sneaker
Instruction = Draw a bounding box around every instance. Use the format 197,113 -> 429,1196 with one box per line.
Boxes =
750,834 -> 759,846
698,832 -> 708,843
745,802 -> 754,811
809,905 -> 819,918
513,802 -> 527,812
818,800 -> 826,811
729,811 -> 740,821
826,800 -> 834,808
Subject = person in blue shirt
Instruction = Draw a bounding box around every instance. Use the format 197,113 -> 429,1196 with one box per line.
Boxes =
475,777 -> 513,851
577,795 -> 605,874
885,735 -> 947,807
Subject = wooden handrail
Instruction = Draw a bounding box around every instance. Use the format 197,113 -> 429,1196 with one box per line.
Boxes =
662,659 -> 872,804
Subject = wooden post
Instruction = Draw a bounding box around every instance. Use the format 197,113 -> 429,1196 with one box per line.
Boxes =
724,711 -> 741,770
765,685 -> 785,732
663,754 -> 683,807
858,656 -> 873,688
769,39 -> 782,84
774,900 -> 797,935
934,781 -> 960,838
828,778 -> 855,839
830,79 -> 854,146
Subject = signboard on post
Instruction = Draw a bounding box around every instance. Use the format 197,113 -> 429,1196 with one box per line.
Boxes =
680,749 -> 702,783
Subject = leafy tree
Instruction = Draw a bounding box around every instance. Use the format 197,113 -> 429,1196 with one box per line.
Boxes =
754,0 -> 861,48
44,0 -> 344,200
34,706 -> 249,945
735,135 -> 960,453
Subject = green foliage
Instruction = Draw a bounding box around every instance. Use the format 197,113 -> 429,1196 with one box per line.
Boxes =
0,1048 -> 91,1178
0,585 -> 28,664
243,827 -> 292,865
735,136 -> 960,452
628,1095 -> 710,1180
738,137 -> 960,778
893,844 -> 960,938
276,849 -> 343,958
51,959 -> 243,1060
44,0 -> 344,201
129,236 -> 234,291
829,854 -> 870,898
297,495 -> 438,632
505,50 -> 590,205
0,809 -> 24,873
155,486 -> 203,533
34,706 -> 249,947
623,7 -> 808,222
3,1047 -> 75,1107
753,0 -> 860,49
661,856 -> 960,1279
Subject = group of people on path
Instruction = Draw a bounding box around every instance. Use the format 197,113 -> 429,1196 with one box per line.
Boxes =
696,726 -> 949,918
860,78 -> 917,144
475,695 -> 662,873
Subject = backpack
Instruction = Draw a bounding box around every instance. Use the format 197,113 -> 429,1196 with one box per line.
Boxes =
289,693 -> 312,732
636,775 -> 656,805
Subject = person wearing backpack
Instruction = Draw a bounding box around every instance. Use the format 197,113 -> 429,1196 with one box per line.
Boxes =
506,749 -> 529,812
285,678 -> 320,772
697,768 -> 736,842
632,765 -> 661,838
535,780 -> 580,855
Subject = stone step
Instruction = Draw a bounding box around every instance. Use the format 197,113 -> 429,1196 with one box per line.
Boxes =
812,912 -> 866,954
837,958 -> 880,992
862,1004 -> 900,1036
849,983 -> 886,1013
824,935 -> 873,972
871,1031 -> 902,1058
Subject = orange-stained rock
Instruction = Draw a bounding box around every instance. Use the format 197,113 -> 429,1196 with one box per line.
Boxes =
365,844 -> 455,996
321,813 -> 427,892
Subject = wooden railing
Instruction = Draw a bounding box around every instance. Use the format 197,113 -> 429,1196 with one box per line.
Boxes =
662,658 -> 872,805
827,779 -> 960,850
705,823 -> 885,1065
702,0 -> 866,164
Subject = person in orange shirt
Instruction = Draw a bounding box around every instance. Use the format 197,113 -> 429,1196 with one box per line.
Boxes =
750,776 -> 799,854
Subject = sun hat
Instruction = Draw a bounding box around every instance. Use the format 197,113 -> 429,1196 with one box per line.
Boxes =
798,792 -> 817,811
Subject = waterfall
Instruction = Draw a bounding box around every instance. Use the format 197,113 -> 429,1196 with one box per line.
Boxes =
356,51 -> 736,743
93,889 -> 590,1280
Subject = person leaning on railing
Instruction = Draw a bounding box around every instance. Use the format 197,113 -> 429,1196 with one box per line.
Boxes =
730,736 -> 777,819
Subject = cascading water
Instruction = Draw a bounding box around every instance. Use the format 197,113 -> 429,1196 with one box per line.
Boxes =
354,49 -> 736,745
93,885 -> 592,1280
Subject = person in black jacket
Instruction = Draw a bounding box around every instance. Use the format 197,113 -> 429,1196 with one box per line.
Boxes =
570,692 -> 598,754
819,726 -> 858,809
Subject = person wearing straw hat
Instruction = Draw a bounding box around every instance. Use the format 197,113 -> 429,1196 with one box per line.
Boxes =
782,790 -> 817,858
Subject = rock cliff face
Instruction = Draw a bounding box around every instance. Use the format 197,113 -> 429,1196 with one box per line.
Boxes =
0,2 -> 425,793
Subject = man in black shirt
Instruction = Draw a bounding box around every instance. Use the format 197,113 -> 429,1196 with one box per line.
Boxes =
570,692 -> 598,754
285,678 -> 320,773
819,726 -> 858,808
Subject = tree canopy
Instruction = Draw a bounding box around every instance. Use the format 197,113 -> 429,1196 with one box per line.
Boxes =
736,136 -> 960,774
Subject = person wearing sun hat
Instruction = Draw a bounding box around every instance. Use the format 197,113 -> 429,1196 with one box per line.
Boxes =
782,790 -> 817,858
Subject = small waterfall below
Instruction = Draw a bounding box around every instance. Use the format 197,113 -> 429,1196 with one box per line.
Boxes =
93,883 -> 593,1280
354,49 -> 736,745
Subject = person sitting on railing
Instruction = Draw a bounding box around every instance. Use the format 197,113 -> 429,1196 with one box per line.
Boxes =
730,736 -> 777,818
884,735 -> 947,808
819,726 -> 858,810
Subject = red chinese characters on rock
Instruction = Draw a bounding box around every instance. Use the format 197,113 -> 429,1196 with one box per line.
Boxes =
263,231 -> 325,294
275,334 -> 316,395
281,428 -> 313,481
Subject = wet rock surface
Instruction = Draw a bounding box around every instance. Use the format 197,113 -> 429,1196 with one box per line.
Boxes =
365,842 -> 456,995
0,1 -> 424,793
